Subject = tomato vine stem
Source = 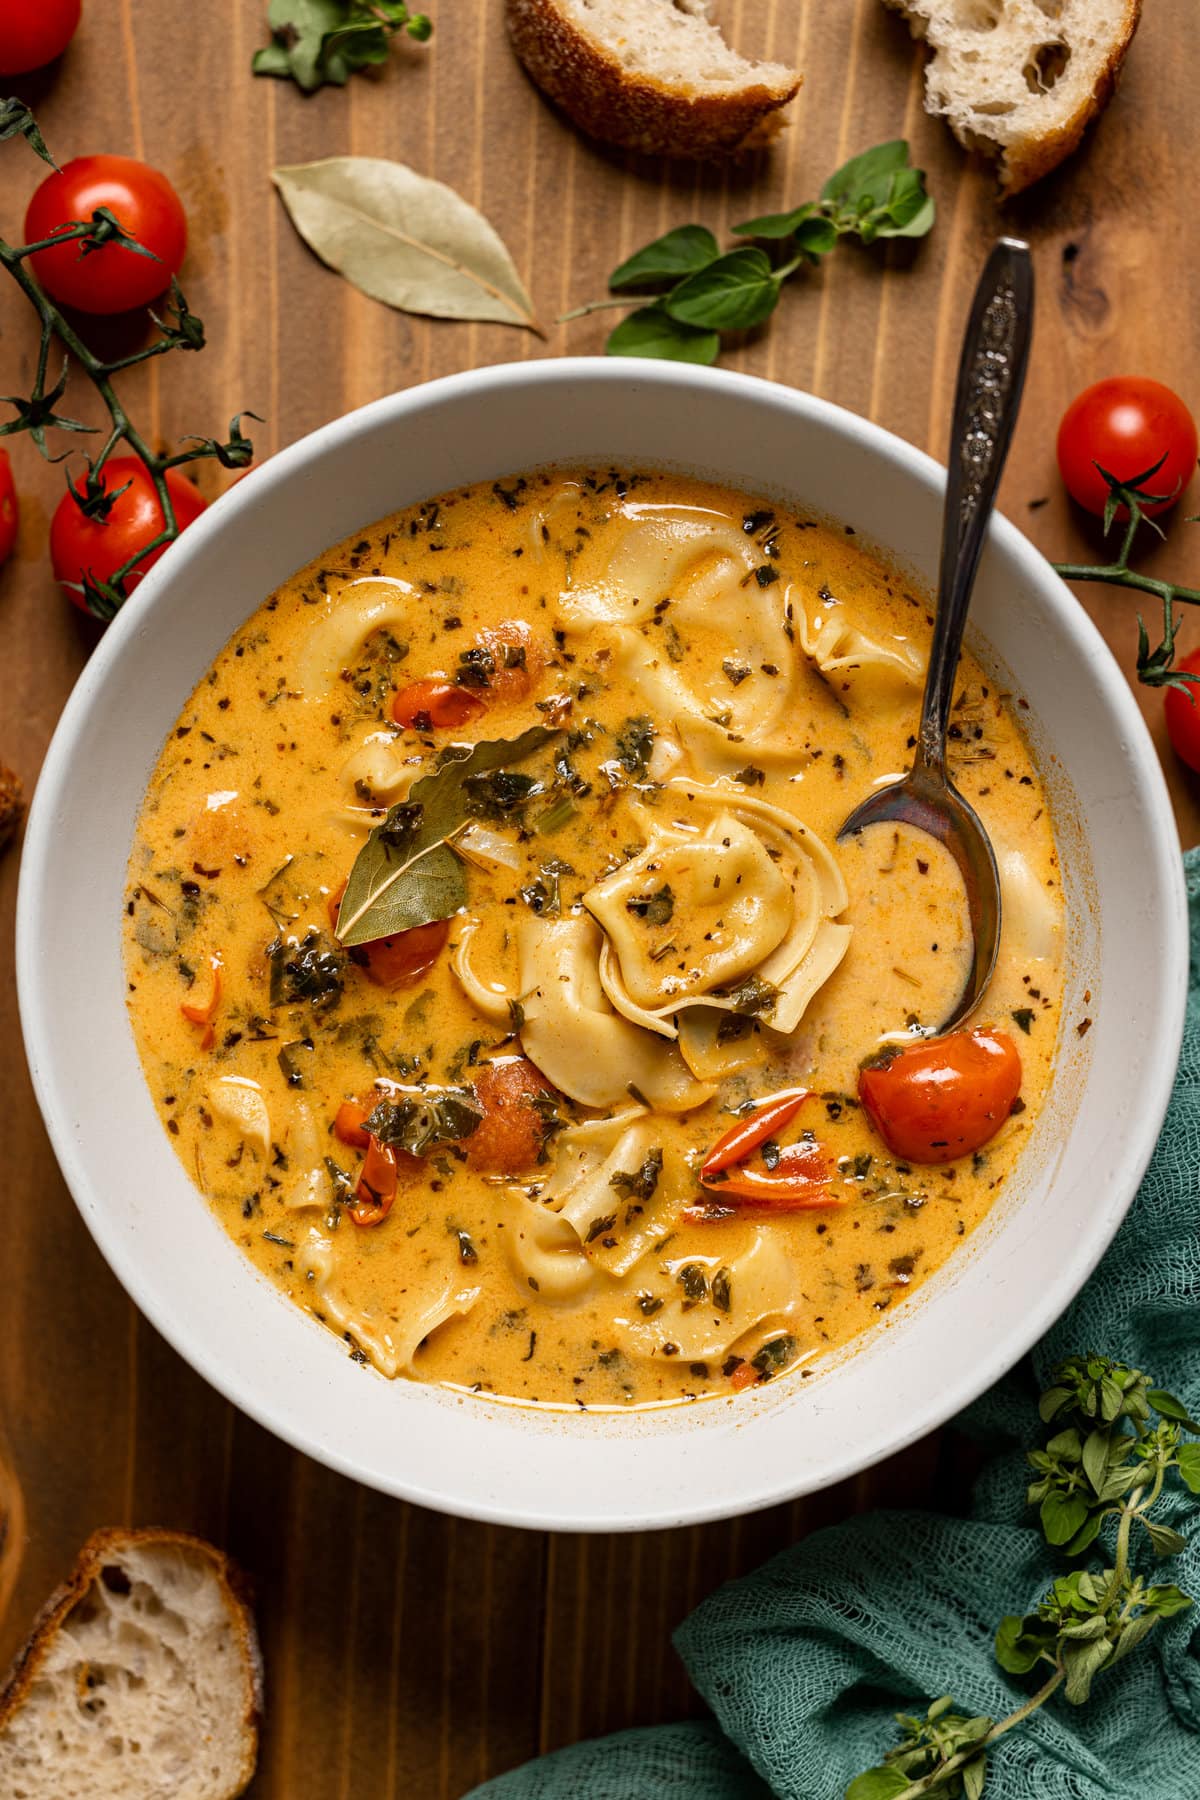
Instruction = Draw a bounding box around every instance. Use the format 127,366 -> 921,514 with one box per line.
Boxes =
0,99 -> 258,619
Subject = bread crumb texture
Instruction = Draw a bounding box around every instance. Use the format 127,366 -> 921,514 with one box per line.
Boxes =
885,0 -> 1142,193
0,1530 -> 261,1800
506,0 -> 801,157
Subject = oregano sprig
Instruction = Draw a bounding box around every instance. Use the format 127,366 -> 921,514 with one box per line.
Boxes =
1050,457 -> 1200,692
561,141 -> 935,365
252,0 -> 432,93
0,101 -> 258,619
847,1356 -> 1199,1800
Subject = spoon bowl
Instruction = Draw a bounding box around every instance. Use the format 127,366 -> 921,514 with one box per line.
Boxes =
838,237 -> 1034,1034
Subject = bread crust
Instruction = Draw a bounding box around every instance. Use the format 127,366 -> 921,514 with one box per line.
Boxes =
1001,0 -> 1142,194
885,0 -> 1143,196
0,1527 -> 263,1799
505,0 -> 801,158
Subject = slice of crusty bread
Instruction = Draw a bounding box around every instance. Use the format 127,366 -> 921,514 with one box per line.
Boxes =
505,0 -> 801,158
885,0 -> 1142,195
0,1529 -> 262,1800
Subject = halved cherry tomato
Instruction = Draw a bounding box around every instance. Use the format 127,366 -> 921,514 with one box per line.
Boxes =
858,1027 -> 1022,1165
700,1088 -> 810,1178
333,1099 -> 372,1149
0,449 -> 17,565
180,953 -> 222,1051
1164,650 -> 1200,773
0,0 -> 80,76
392,679 -> 485,731
464,1057 -> 556,1175
25,155 -> 188,315
347,1135 -> 398,1227
353,918 -> 450,989
1057,378 -> 1198,520
701,1141 -> 834,1208
51,458 -> 206,610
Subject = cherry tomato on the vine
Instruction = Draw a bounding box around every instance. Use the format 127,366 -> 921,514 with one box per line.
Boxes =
858,1027 -> 1023,1165
0,0 -> 80,75
50,457 -> 206,611
1164,650 -> 1200,774
0,450 -> 18,566
1057,378 -> 1198,520
25,155 -> 187,315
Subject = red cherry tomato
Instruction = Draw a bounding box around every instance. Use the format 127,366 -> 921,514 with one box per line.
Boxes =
25,155 -> 187,315
1165,649 -> 1200,774
858,1028 -> 1023,1166
1057,379 -> 1198,520
0,0 -> 80,75
333,1100 -> 372,1149
50,457 -> 206,610
464,1057 -> 557,1175
392,679 -> 486,731
0,450 -> 18,565
354,917 -> 450,989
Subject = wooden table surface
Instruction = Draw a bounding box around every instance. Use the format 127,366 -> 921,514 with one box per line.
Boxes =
1,3 -> 1197,1793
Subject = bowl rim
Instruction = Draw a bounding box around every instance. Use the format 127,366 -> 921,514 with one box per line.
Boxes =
16,357 -> 1188,1530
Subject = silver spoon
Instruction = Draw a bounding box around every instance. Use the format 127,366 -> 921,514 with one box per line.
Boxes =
837,236 -> 1035,1034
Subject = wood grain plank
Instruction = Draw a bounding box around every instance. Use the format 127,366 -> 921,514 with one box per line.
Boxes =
1,6 -> 1198,1797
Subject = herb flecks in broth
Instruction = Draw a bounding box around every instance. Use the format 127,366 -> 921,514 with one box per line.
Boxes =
125,471 -> 1065,1408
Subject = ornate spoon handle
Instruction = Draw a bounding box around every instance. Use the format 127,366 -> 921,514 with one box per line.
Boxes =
919,237 -> 1035,774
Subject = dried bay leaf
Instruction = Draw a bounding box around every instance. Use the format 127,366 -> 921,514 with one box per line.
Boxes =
272,157 -> 538,329
337,726 -> 560,946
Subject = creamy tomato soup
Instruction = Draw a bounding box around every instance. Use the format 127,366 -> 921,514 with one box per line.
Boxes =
124,471 -> 1064,1409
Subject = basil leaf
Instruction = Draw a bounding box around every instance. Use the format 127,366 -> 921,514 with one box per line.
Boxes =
337,725 -> 559,945
664,248 -> 781,332
1177,1442 -> 1200,1492
606,305 -> 720,364
821,139 -> 911,211
844,1770 -> 910,1800
1040,1490 -> 1090,1545
609,225 -> 720,291
732,202 -> 816,241
272,157 -> 538,329
1148,1387 -> 1200,1433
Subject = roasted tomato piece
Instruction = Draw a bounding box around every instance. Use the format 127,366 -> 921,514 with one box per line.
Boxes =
392,679 -> 485,730
351,918 -> 450,989
858,1027 -> 1023,1165
463,1056 -> 557,1175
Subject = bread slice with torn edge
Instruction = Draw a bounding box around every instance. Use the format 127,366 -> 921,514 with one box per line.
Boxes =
0,1528 -> 262,1800
505,0 -> 801,157
884,0 -> 1142,195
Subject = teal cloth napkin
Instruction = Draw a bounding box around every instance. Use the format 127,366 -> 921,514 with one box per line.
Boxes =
470,848 -> 1200,1800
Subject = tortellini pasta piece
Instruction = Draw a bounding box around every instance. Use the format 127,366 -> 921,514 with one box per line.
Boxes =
300,1229 -> 481,1378
516,915 -> 714,1112
549,1118 -> 681,1278
612,1229 -> 798,1364
584,813 -> 792,1010
207,1076 -> 271,1157
503,1195 -> 595,1302
798,592 -> 923,686
563,502 -> 798,740
991,831 -> 1062,967
450,915 -> 519,1025
295,576 -> 419,697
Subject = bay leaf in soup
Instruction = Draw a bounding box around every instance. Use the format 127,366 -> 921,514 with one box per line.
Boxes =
272,157 -> 538,329
337,726 -> 561,946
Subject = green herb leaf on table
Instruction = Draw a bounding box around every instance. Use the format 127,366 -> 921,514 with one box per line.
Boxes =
609,225 -> 721,291
272,158 -> 538,330
605,306 -> 720,364
664,248 -> 781,333
573,140 -> 935,366
253,0 -> 432,93
336,726 -> 559,946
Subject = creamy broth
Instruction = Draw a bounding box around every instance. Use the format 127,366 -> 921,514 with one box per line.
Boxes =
124,471 -> 1064,1408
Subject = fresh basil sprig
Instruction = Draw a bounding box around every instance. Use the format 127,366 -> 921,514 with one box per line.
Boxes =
848,1355 -> 1198,1800
253,0 -> 432,93
563,141 -> 935,365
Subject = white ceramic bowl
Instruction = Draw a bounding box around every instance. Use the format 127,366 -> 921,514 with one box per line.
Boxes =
18,361 -> 1187,1531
